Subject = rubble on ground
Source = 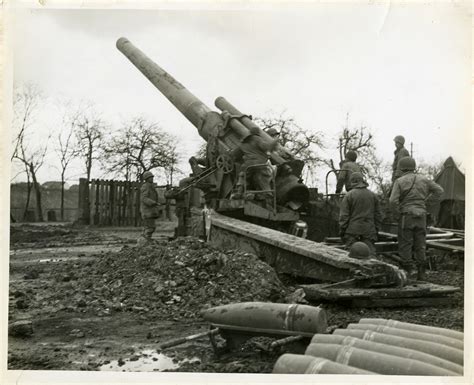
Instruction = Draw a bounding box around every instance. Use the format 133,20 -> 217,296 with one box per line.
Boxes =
8,320 -> 34,337
10,237 -> 289,321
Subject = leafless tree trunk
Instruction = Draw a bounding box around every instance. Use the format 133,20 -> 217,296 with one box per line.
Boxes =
11,82 -> 47,222
70,106 -> 106,224
29,163 -> 44,221
22,165 -> 32,221
15,138 -> 49,222
72,105 -> 105,183
57,111 -> 80,221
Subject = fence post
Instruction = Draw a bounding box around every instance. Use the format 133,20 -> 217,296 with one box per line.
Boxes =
77,178 -> 90,225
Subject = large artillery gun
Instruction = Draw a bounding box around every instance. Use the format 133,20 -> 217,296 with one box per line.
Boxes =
116,38 -> 460,302
117,37 -> 309,235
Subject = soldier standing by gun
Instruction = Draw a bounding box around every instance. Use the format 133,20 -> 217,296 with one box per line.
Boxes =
389,157 -> 443,280
339,172 -> 382,255
335,150 -> 361,194
392,135 -> 410,182
140,170 -> 161,243
232,132 -> 279,201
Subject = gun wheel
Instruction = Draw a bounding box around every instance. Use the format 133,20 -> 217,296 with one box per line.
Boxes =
215,154 -> 234,174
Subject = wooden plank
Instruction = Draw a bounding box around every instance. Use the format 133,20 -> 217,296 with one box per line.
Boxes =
105,180 -> 110,225
351,297 -> 454,308
427,241 -> 464,253
135,182 -> 141,227
379,230 -> 455,241
110,180 -> 116,226
89,180 -> 96,225
301,283 -> 459,301
118,182 -> 124,226
126,182 -> 132,226
99,180 -> 105,225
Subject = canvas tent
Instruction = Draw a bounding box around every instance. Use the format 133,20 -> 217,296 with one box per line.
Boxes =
433,156 -> 465,229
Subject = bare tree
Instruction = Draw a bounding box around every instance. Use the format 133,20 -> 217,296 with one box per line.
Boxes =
11,83 -> 41,162
11,83 -> 49,221
363,152 -> 392,199
73,106 -> 106,183
416,159 -> 445,180
326,114 -> 374,172
55,111 -> 80,220
161,138 -> 181,186
102,116 -> 180,183
13,133 -> 50,222
254,113 -> 325,186
324,114 -> 397,199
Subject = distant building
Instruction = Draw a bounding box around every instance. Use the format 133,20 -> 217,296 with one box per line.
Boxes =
10,181 -> 79,223
42,181 -> 70,190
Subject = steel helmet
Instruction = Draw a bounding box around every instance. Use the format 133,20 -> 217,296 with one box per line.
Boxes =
349,242 -> 370,259
265,127 -> 280,137
394,135 -> 405,145
345,150 -> 357,162
398,156 -> 416,172
350,172 -> 365,184
142,170 -> 154,180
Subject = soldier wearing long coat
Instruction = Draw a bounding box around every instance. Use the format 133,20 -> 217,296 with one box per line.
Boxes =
140,171 -> 160,241
339,172 -> 383,255
390,156 -> 443,280
335,151 -> 362,194
392,135 -> 410,182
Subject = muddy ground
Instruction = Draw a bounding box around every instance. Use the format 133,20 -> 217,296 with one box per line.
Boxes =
8,222 -> 464,373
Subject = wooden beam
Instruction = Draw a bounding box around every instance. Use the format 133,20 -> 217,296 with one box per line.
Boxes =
301,282 -> 459,301
350,297 -> 454,308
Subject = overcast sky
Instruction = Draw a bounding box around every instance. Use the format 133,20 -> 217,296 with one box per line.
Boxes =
9,2 -> 472,186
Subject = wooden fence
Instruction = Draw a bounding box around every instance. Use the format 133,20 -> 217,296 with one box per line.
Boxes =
78,178 -> 142,226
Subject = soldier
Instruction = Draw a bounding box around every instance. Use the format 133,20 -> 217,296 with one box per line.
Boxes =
264,127 -> 293,161
389,156 -> 444,280
335,150 -> 361,194
339,172 -> 382,255
140,170 -> 161,242
265,127 -> 280,139
232,133 -> 278,200
392,135 -> 410,182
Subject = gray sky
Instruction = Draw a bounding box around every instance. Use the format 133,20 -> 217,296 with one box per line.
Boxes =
10,3 -> 472,186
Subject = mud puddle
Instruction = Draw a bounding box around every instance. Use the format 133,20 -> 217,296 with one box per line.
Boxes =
100,349 -> 199,372
10,244 -> 127,258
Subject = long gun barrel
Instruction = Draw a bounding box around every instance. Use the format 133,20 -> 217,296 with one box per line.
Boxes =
116,37 -> 213,140
117,37 -> 285,157
117,37 -> 309,206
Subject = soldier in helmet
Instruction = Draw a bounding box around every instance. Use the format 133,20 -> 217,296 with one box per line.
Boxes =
232,133 -> 278,201
392,135 -> 410,182
389,156 -> 444,280
265,127 -> 280,139
140,170 -> 161,242
335,150 -> 362,194
339,172 -> 382,255
264,127 -> 293,161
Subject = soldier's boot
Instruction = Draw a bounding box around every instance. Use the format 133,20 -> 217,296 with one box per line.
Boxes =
417,266 -> 426,281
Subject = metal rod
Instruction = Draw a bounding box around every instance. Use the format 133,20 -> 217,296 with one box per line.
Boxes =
158,328 -> 220,349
